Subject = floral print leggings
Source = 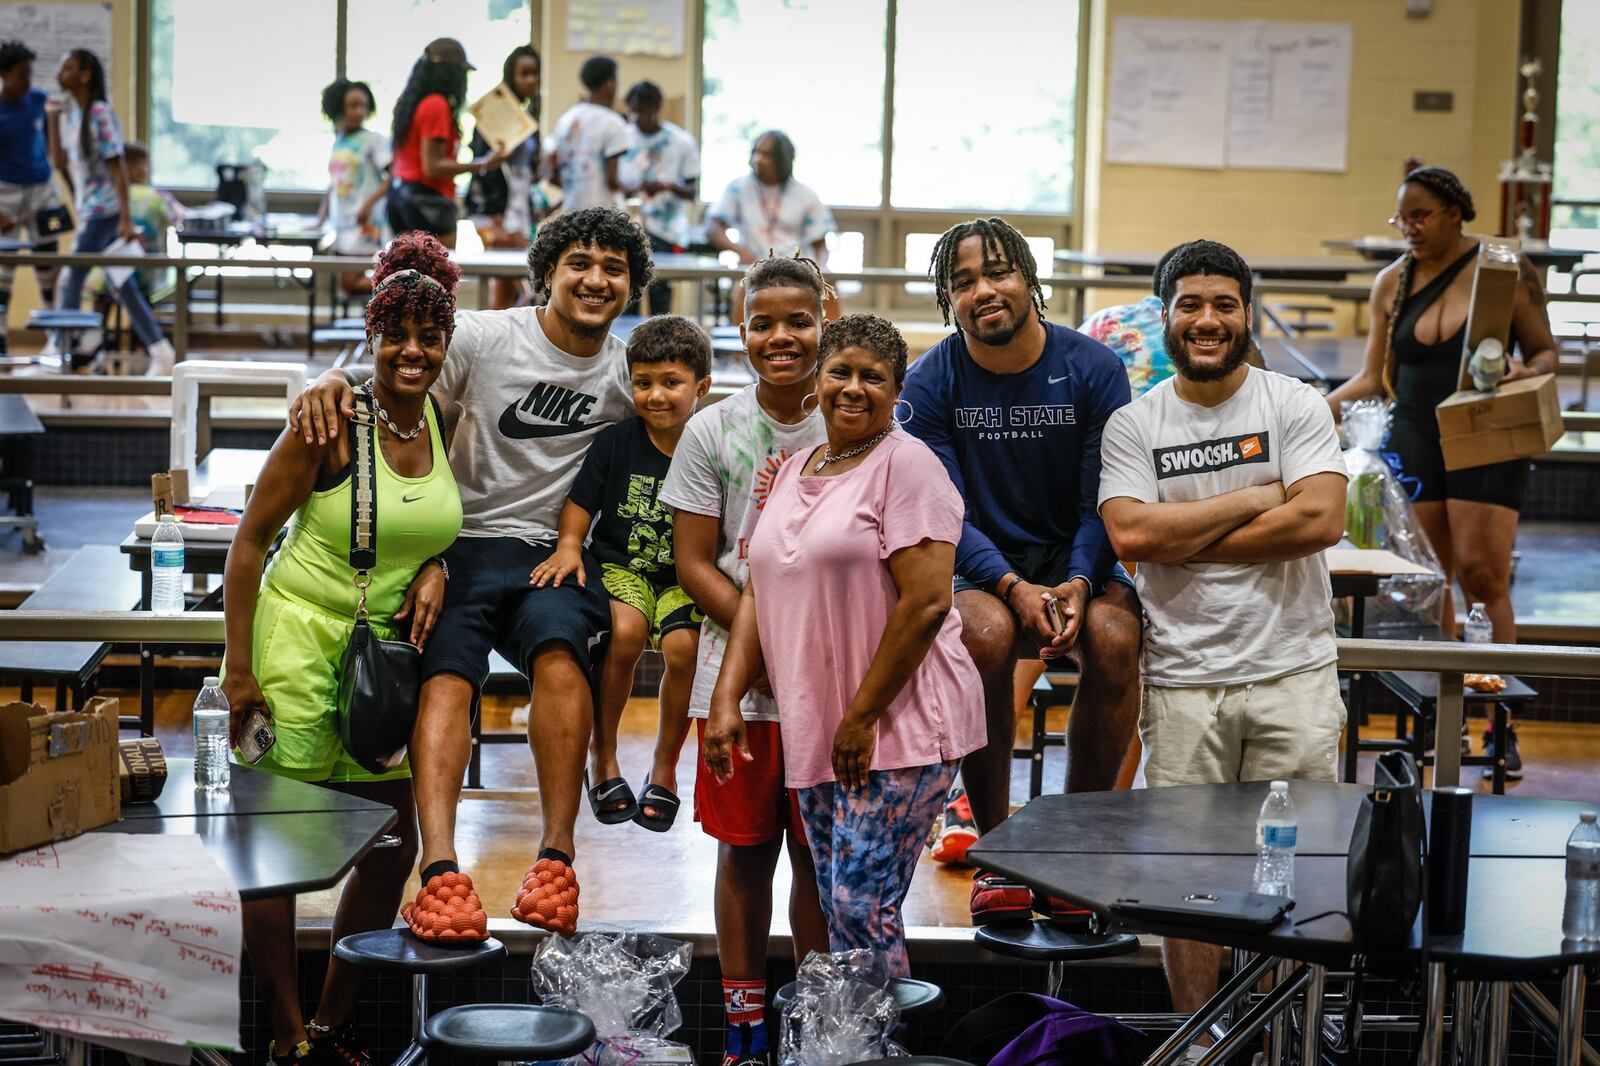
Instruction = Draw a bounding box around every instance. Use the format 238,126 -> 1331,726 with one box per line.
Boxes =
795,761 -> 960,977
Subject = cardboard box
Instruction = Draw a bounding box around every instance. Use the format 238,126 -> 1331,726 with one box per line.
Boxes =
1436,373 -> 1563,471
0,697 -> 121,854
1456,237 -> 1522,390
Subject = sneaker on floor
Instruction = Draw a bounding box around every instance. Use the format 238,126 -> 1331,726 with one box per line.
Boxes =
306,1022 -> 371,1066
401,870 -> 489,942
970,869 -> 1032,925
1483,723 -> 1524,780
929,787 -> 980,866
510,702 -> 530,728
511,857 -> 580,936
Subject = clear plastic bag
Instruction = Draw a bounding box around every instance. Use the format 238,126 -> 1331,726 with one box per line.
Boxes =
778,950 -> 905,1066
1340,399 -> 1447,627
530,932 -> 694,1064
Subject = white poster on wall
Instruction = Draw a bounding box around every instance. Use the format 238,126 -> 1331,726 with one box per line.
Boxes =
0,3 -> 113,87
1107,16 -> 1352,173
566,0 -> 685,59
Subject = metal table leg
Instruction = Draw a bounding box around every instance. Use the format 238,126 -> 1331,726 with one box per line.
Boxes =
1558,965 -> 1589,1066
1195,965 -> 1311,1066
1300,965 -> 1326,1066
1418,962 -> 1447,1066
1479,982 -> 1510,1066
1453,979 -> 1476,1065
1143,952 -> 1278,1066
1433,672 -> 1465,787
1513,979 -> 1600,1066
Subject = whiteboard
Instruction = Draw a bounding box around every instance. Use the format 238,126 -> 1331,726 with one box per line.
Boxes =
566,0 -> 684,59
0,3 -> 113,88
1107,17 -> 1352,173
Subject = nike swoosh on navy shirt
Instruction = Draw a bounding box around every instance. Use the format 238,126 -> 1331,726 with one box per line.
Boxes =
1047,375 -> 1069,384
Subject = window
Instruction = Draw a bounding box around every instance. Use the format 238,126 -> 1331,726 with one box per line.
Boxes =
700,0 -> 1079,219
700,0 -> 888,209
1553,1 -> 1600,243
902,232 -> 1053,299
148,0 -> 337,190
891,1 -> 1078,213
147,0 -> 531,192
345,0 -> 532,164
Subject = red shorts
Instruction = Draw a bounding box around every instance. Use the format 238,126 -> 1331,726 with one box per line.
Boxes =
694,718 -> 805,847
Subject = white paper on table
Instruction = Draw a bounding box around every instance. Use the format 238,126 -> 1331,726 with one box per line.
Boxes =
102,237 -> 145,290
0,834 -> 243,1063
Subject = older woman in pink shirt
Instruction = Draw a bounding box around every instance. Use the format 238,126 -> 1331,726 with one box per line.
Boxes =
704,313 -> 985,975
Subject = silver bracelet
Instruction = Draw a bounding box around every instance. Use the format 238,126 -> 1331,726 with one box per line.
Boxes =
427,556 -> 449,581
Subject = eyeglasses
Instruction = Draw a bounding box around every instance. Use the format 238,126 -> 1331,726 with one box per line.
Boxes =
1388,208 -> 1438,233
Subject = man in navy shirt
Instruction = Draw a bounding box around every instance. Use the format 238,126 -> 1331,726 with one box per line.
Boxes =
0,40 -> 63,356
902,217 -> 1142,923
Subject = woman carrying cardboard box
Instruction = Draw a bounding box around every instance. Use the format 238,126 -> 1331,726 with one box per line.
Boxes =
1327,167 -> 1558,776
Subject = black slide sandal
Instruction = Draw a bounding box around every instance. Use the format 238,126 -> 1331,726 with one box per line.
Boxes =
632,778 -> 681,832
585,772 -> 639,824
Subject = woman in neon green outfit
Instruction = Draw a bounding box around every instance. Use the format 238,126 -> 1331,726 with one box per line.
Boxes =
222,231 -> 463,1066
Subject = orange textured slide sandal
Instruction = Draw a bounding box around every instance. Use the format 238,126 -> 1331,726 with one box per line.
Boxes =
510,858 -> 580,936
401,871 -> 489,943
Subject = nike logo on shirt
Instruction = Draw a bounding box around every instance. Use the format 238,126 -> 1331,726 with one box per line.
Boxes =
499,381 -> 603,439
401,493 -> 425,503
1048,374 -> 1069,384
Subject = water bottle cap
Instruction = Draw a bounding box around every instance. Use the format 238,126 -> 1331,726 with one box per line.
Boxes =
1583,812 -> 1597,824
1271,779 -> 1288,791
1470,602 -> 1486,612
159,513 -> 177,523
203,675 -> 220,687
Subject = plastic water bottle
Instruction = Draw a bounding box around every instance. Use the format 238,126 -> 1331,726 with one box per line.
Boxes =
1562,812 -> 1600,941
151,514 -> 186,615
1464,603 -> 1493,645
1253,780 -> 1298,897
193,677 -> 231,792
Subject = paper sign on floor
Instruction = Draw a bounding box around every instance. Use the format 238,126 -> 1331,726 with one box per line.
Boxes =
0,833 -> 242,1063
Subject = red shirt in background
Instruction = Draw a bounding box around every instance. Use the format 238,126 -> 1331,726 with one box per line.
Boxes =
392,93 -> 459,199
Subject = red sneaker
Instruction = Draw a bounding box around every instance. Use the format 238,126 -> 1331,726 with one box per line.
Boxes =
401,871 -> 489,943
1033,890 -> 1093,929
930,788 -> 980,866
510,858 -> 580,936
970,869 -> 1032,925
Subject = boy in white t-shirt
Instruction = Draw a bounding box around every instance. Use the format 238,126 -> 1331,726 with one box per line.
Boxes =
620,79 -> 700,315
546,56 -> 629,214
1097,239 -> 1349,1025
658,255 -> 830,1066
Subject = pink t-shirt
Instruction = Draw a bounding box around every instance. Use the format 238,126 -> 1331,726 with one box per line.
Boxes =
747,429 -> 986,789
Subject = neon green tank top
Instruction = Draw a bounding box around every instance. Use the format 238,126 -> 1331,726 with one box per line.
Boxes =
263,401 -> 461,622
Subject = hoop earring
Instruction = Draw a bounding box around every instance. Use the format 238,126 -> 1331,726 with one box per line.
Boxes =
892,398 -> 914,427
800,394 -> 820,418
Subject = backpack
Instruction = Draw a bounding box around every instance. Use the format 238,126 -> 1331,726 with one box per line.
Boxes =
943,993 -> 1148,1066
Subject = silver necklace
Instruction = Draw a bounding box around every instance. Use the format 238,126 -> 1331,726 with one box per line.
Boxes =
813,426 -> 891,473
364,384 -> 426,441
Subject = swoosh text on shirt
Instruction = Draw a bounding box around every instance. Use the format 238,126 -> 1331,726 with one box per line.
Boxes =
498,404 -> 602,440
402,493 -> 425,503
1047,374 -> 1069,384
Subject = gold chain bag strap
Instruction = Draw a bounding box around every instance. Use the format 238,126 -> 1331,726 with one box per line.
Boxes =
336,388 -> 423,774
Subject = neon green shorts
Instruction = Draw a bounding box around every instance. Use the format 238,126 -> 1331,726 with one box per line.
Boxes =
600,564 -> 700,648
225,587 -> 411,784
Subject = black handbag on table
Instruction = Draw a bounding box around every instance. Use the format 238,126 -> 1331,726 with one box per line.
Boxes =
337,389 -> 422,775
1346,750 -> 1425,945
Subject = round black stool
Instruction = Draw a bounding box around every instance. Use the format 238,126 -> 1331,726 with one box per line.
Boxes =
773,976 -> 945,1018
333,929 -> 506,1066
975,921 -> 1140,998
420,1003 -> 595,1062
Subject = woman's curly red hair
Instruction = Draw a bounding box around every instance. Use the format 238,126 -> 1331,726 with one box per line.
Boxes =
365,231 -> 462,340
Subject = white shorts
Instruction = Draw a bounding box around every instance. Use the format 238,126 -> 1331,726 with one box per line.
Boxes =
0,180 -> 64,243
1140,663 -> 1346,788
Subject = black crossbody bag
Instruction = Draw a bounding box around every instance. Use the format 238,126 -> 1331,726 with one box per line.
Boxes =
1346,750 -> 1425,944
34,204 -> 74,239
337,391 -> 422,774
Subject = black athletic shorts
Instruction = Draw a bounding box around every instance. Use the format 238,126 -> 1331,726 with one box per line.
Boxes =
1384,415 -> 1531,511
422,536 -> 611,693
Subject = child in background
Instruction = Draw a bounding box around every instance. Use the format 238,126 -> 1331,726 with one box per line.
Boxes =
85,141 -> 180,363
467,44 -> 542,310
0,40 -> 63,358
317,78 -> 390,295
529,315 -> 711,833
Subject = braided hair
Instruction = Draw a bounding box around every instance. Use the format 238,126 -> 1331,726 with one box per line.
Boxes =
1380,167 -> 1476,397
365,232 -> 461,344
927,218 -> 1046,328
820,313 -> 909,388
66,49 -> 107,163
392,53 -> 468,146
743,250 -> 833,315
753,130 -> 796,186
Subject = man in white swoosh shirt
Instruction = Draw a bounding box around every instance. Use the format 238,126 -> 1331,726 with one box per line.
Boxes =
289,207 -> 650,942
1098,239 -> 1349,1040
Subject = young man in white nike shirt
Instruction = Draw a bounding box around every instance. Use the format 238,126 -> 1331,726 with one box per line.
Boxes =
1097,239 -> 1348,1029
290,207 -> 653,941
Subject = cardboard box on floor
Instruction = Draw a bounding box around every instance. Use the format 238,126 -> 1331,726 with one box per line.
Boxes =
1435,238 -> 1563,470
0,697 -> 121,854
